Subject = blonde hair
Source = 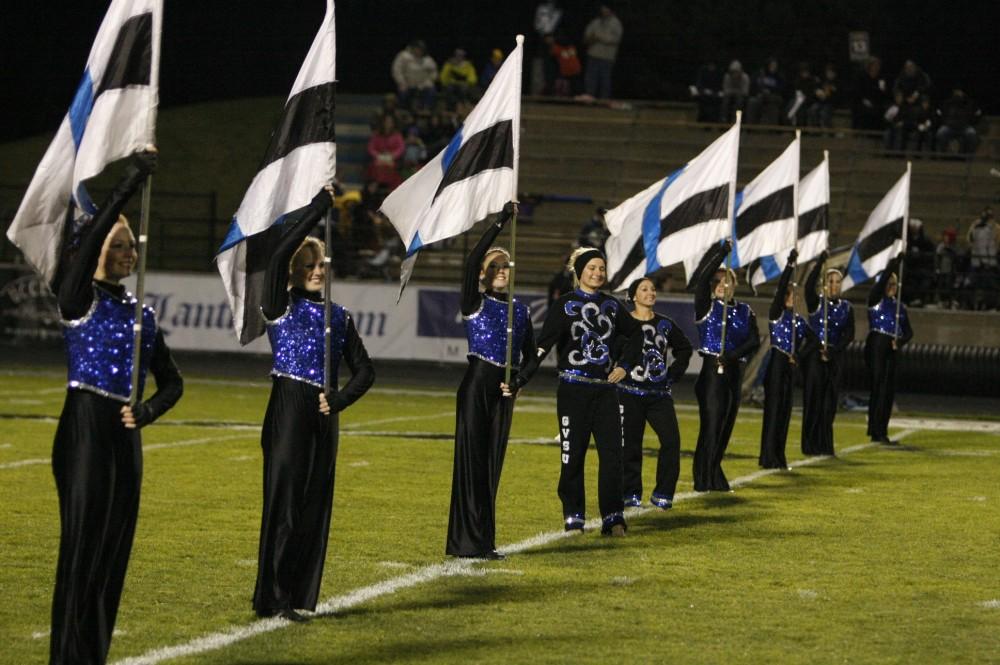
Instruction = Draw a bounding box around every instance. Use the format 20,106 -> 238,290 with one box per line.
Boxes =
480,246 -> 511,287
289,237 -> 327,283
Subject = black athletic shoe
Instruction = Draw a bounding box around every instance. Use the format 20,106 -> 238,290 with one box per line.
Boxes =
484,550 -> 506,561
278,608 -> 310,623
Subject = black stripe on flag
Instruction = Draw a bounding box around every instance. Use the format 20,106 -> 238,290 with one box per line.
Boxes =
856,217 -> 904,262
735,186 -> 794,239
433,120 -> 514,202
259,82 -> 337,170
608,184 -> 728,290
96,13 -> 153,96
238,224 -> 285,345
798,204 -> 828,238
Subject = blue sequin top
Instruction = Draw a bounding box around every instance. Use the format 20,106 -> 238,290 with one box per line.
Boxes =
868,297 -> 908,338
618,317 -> 674,397
808,297 -> 852,346
697,300 -> 752,356
62,284 -> 156,403
464,294 -> 530,367
769,310 -> 808,356
266,293 -> 347,388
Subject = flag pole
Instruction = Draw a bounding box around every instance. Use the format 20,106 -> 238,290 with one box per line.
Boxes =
504,34 -> 524,387
717,110 -> 741,374
790,130 -> 801,358
894,162 -> 911,340
821,149 -> 830,359
323,207 -> 334,398
129,173 -> 153,406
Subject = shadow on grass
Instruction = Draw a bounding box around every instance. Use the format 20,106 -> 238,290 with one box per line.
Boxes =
320,579 -> 547,619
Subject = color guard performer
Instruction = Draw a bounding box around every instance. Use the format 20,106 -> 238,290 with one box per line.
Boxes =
253,187 -> 375,622
865,256 -> 912,444
506,248 -> 643,536
447,204 -> 536,559
51,150 -> 184,665
801,251 -> 855,456
690,240 -> 760,492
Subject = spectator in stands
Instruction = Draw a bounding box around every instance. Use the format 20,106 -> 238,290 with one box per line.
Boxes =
370,93 -> 411,133
720,60 -> 749,123
852,56 -> 890,131
391,40 -> 438,111
582,4 -> 623,99
548,251 -> 576,308
905,218 -> 936,306
366,114 -> 405,189
481,48 -> 505,89
400,126 -> 427,180
747,57 -> 784,125
808,63 -> 840,128
786,62 -> 818,127
440,48 -> 478,108
690,61 -> 723,123
549,31 -> 582,97
967,207 -> 999,310
934,227 -> 959,308
883,92 -> 931,152
893,60 -> 931,105
935,89 -> 982,156
577,208 -> 609,251
531,1 -> 563,95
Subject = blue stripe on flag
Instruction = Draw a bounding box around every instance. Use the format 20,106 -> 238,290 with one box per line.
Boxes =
75,183 -> 98,216
68,70 -> 95,150
217,214 -> 288,254
407,231 -> 424,257
759,255 -> 781,282
845,245 -> 868,286
440,129 -> 464,174
641,166 -> 685,274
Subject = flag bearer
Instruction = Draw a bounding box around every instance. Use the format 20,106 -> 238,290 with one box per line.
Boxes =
865,255 -> 912,444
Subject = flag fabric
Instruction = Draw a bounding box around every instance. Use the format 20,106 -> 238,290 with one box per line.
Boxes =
605,120 -> 740,291
749,155 -> 830,289
380,37 -> 523,294
6,0 -> 161,286
841,169 -> 910,292
217,1 -> 337,344
728,136 -> 799,269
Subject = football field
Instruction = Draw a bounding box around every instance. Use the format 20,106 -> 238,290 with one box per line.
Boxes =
1,366 -> 999,664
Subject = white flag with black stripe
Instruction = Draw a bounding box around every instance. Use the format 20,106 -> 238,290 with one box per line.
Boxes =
380,36 -> 523,295
728,135 -> 799,268
841,169 -> 910,292
605,120 -> 740,291
749,155 -> 830,289
217,0 -> 336,344
6,0 -> 161,286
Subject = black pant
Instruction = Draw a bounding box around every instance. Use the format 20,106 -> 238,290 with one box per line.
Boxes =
620,390 -> 681,500
254,377 -> 337,616
556,381 -> 624,520
801,349 -> 842,455
51,391 -> 142,665
447,359 -> 514,556
865,333 -> 897,439
693,357 -> 742,491
759,350 -> 794,468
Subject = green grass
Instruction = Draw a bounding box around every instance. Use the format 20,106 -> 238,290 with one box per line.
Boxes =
1,369 -> 999,665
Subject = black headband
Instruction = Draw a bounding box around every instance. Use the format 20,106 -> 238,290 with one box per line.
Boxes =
627,277 -> 651,302
573,249 -> 605,278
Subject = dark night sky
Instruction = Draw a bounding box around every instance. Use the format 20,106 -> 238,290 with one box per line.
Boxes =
0,1 -> 995,143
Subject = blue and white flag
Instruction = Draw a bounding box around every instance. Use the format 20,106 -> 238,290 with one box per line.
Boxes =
841,168 -> 910,292
217,0 -> 337,344
728,135 -> 799,269
6,0 -> 161,286
605,120 -> 740,291
380,36 -> 523,295
749,154 -> 830,290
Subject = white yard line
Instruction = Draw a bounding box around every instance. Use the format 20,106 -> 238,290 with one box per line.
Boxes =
0,434 -> 251,470
109,427 -> 917,665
